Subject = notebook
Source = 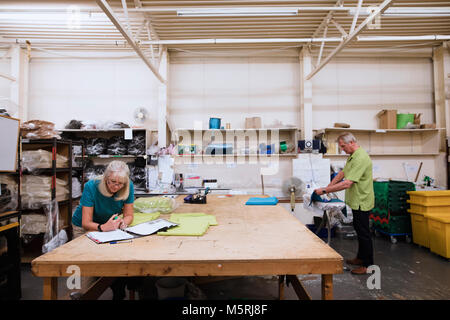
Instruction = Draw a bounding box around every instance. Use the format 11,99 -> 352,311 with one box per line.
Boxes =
86,229 -> 134,244
125,218 -> 178,236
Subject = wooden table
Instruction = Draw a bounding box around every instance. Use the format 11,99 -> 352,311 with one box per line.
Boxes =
32,195 -> 343,300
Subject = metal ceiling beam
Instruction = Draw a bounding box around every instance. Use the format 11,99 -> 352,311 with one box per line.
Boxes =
312,0 -> 344,39
95,0 -> 166,84
305,0 -> 394,80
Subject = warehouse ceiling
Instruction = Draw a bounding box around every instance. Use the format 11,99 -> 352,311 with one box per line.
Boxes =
0,1 -> 450,77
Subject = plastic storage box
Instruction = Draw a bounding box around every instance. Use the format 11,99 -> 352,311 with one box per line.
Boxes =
427,215 -> 450,259
407,201 -> 450,214
407,191 -> 450,206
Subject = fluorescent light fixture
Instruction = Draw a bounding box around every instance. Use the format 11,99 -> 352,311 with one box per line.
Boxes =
349,7 -> 450,17
177,8 -> 298,17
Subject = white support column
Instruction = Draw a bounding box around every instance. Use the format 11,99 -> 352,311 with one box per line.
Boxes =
300,47 -> 313,140
10,44 -> 29,121
158,47 -> 168,147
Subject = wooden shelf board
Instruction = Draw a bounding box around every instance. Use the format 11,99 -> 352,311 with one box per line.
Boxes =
175,153 -> 298,158
316,128 -> 441,133
323,153 -> 439,157
175,127 -> 299,132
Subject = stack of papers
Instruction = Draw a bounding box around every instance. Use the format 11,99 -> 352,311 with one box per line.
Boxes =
85,218 -> 177,243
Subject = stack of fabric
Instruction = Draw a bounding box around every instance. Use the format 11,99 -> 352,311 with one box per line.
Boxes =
20,120 -> 61,140
158,213 -> 218,236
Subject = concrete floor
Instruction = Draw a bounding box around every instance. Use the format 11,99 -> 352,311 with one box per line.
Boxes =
19,234 -> 450,300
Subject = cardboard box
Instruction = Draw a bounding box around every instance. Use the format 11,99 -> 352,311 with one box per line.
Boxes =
376,110 -> 397,129
245,117 -> 262,129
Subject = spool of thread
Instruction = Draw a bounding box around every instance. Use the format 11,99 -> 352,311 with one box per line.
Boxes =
226,123 -> 231,129
280,141 -> 287,152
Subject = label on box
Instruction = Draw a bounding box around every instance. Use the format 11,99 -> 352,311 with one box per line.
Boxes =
124,128 -> 133,140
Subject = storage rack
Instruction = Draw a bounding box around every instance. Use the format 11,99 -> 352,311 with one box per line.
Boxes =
20,138 -> 73,263
0,136 -> 21,299
59,129 -> 151,191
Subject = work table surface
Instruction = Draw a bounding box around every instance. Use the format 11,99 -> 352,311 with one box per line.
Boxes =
32,195 -> 343,277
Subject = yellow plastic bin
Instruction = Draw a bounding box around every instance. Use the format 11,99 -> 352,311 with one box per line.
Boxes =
407,191 -> 450,206
409,211 -> 430,248
407,201 -> 450,215
427,215 -> 450,259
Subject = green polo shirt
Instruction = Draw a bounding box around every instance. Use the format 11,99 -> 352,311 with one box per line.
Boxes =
343,147 -> 374,211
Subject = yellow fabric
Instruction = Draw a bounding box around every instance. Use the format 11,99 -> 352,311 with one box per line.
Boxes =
157,218 -> 209,236
169,213 -> 218,226
120,212 -> 160,227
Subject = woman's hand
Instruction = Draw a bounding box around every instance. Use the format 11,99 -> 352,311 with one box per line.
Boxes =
100,214 -> 123,232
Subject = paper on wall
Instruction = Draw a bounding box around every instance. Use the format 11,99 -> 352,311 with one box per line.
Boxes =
158,155 -> 174,184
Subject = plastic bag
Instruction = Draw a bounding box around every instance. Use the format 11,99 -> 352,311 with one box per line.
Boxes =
85,138 -> 107,155
21,175 -> 69,209
0,175 -> 18,212
85,163 -> 105,181
134,197 -> 178,214
21,149 -> 68,171
72,177 -> 82,198
42,200 -> 68,253
103,121 -> 130,129
65,119 -> 83,129
106,136 -> 129,155
127,132 -> 146,155
21,120 -> 61,140
21,213 -> 48,234
128,163 -> 146,189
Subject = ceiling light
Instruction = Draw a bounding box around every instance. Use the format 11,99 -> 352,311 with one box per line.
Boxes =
177,8 -> 298,17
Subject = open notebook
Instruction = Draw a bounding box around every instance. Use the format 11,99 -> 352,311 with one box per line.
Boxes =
86,218 -> 178,244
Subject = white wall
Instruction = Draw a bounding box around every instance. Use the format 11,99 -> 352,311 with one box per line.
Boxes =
28,57 -> 159,129
312,57 -> 435,129
169,55 -> 300,130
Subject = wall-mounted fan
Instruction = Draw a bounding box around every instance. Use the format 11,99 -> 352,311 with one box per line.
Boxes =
133,107 -> 149,124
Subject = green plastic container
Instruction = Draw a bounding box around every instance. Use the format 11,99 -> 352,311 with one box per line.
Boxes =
397,113 -> 415,129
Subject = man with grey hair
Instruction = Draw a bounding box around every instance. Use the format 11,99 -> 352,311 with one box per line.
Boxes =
314,132 -> 374,275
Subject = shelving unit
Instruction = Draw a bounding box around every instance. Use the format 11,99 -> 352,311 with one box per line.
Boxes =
315,128 -> 441,157
59,129 -> 151,191
173,128 -> 299,159
20,138 -> 73,263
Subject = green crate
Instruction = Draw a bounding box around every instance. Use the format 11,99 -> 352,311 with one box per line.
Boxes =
385,215 -> 412,234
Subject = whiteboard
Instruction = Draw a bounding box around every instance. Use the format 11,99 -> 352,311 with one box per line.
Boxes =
0,115 -> 20,172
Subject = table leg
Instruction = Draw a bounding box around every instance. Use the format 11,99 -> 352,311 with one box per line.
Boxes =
43,277 -> 58,300
321,274 -> 333,300
278,275 -> 285,300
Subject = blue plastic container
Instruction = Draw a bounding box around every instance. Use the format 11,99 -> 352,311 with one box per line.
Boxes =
209,118 -> 221,129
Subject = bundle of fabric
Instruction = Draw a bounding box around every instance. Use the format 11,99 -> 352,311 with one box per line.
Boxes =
103,121 -> 130,129
127,132 -> 146,155
21,175 -> 69,209
85,162 -> 105,181
21,120 -> 61,139
20,213 -> 49,235
85,137 -> 107,155
21,149 -> 68,171
0,175 -> 18,212
65,119 -> 83,129
128,163 -> 146,188
157,213 -> 218,236
106,136 -> 129,155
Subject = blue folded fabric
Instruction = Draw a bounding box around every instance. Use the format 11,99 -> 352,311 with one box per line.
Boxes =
245,197 -> 279,205
309,191 -> 344,206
